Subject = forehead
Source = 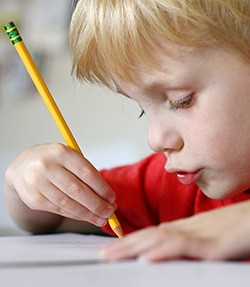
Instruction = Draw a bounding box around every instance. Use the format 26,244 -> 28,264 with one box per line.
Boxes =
114,43 -> 209,92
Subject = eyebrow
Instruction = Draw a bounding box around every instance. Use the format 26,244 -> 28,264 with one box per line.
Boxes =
114,66 -> 192,98
115,80 -> 174,98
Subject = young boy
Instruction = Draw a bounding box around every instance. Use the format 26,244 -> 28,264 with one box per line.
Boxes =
4,0 -> 250,262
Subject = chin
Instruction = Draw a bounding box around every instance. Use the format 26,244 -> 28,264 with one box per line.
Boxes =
197,181 -> 241,200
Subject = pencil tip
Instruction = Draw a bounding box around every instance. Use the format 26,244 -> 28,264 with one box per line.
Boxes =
113,226 -> 124,238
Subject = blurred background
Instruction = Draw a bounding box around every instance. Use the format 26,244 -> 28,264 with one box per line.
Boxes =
0,0 -> 151,235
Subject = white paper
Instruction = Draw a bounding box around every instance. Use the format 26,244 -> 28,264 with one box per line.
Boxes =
0,233 -> 114,266
0,233 -> 250,287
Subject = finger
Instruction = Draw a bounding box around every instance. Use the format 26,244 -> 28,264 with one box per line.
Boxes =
49,165 -> 115,219
59,147 -> 116,204
101,228 -> 209,261
141,231 -> 216,262
23,190 -> 84,221
41,182 -> 108,227
140,232 -> 191,261
101,227 -> 159,260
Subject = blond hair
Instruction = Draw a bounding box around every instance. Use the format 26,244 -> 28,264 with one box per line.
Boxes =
69,0 -> 250,88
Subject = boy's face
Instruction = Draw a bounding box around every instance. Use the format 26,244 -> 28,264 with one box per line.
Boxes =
115,44 -> 250,199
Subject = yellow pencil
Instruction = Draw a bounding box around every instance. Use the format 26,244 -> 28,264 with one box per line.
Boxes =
4,21 -> 123,239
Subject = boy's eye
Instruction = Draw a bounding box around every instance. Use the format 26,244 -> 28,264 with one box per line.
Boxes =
168,94 -> 193,110
137,109 -> 145,119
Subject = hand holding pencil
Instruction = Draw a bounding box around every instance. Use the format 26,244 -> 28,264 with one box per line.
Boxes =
4,21 -> 123,238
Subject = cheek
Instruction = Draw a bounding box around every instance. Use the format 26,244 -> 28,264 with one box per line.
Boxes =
189,117 -> 250,172
186,117 -> 234,164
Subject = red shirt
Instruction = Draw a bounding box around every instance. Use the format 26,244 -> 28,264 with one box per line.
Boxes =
101,153 -> 250,236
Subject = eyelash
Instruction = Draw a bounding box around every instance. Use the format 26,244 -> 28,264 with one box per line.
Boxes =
137,93 -> 193,118
137,109 -> 145,119
168,94 -> 193,110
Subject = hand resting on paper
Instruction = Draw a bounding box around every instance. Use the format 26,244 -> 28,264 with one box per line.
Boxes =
101,200 -> 250,262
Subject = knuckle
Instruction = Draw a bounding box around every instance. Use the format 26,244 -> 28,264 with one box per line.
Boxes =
26,193 -> 45,210
67,181 -> 83,196
100,186 -> 115,202
85,212 -> 105,226
49,143 -> 68,158
59,197 -> 71,209
91,201 -> 104,215
177,234 -> 205,256
201,241 -> 224,260
93,200 -> 113,219
81,167 -> 95,183
178,235 -> 190,250
24,160 -> 47,187
156,230 -> 169,244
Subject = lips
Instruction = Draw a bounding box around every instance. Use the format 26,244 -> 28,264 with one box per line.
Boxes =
176,171 -> 199,185
165,164 -> 200,185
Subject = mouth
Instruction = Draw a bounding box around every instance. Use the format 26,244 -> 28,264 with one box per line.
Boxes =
166,167 -> 200,185
176,171 -> 200,185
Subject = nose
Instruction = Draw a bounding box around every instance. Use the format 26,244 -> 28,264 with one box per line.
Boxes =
148,121 -> 184,153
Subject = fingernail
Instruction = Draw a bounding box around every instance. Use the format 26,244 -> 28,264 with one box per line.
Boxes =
100,247 -> 122,260
103,206 -> 114,218
96,217 -> 107,227
100,248 -> 114,259
137,256 -> 150,264
107,193 -> 116,204
100,249 -> 107,258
